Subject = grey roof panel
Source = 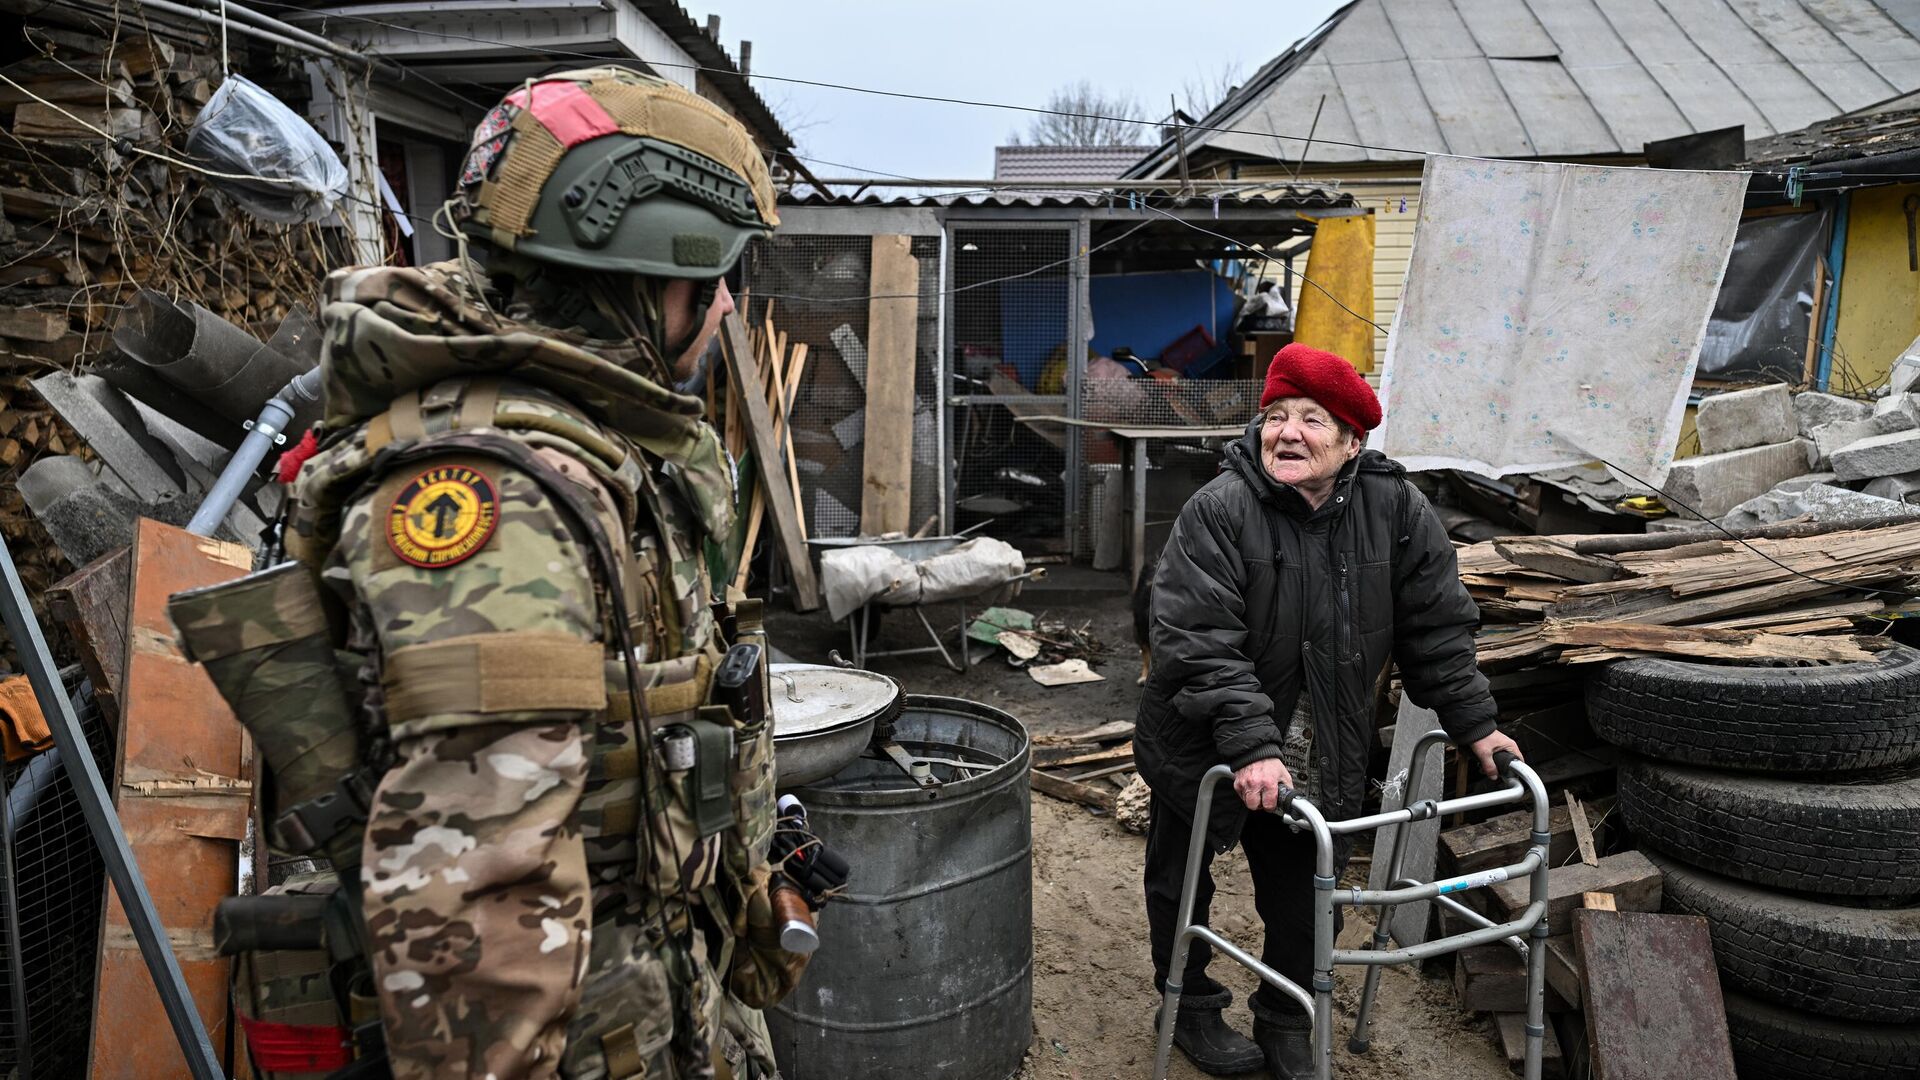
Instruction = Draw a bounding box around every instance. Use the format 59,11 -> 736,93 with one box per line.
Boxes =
1602,0 -> 1775,133
1490,57 -> 1624,152
1528,0 -> 1696,148
1125,0 -> 1920,174
1805,0 -> 1920,88
1728,0 -> 1897,111
1211,56 -> 1370,163
1332,57 -> 1455,159
1657,0 -> 1838,131
1410,58 -> 1537,155
1381,0 -> 1486,58
1321,0 -> 1408,63
1454,0 -> 1561,57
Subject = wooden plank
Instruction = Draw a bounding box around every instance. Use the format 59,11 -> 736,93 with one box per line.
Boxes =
87,519 -> 252,1079
1488,849 -> 1661,930
1536,621 -> 1873,663
1438,803 -> 1576,877
45,546 -> 131,723
1493,536 -> 1621,584
720,312 -> 820,611
1042,741 -> 1134,770
1544,935 -> 1583,1010
1567,793 -> 1599,867
1370,697 -> 1446,945
0,304 -> 67,341
1495,1010 -> 1565,1079
1583,891 -> 1617,911
861,235 -> 918,535
1032,719 -> 1134,746
1030,769 -> 1115,812
1576,910 -> 1737,1080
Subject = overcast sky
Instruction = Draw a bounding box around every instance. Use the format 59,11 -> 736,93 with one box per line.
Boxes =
695,1 -> 1350,182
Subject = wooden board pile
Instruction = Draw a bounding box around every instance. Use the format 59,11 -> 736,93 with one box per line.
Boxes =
1461,524 -> 1920,671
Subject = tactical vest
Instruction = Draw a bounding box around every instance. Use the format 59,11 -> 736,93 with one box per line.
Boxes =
177,374 -> 785,1078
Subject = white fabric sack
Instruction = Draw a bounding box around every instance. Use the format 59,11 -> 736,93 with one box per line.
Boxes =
916,537 -> 1026,607
820,546 -> 920,622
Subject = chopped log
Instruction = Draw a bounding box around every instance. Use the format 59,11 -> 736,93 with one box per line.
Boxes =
0,305 -> 66,341
1576,910 -> 1737,1080
45,546 -> 130,723
1488,849 -> 1661,929
1030,769 -> 1115,812
14,101 -> 155,140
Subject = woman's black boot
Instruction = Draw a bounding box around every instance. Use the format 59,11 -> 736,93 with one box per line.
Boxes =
1249,995 -> 1315,1080
1154,988 -> 1264,1075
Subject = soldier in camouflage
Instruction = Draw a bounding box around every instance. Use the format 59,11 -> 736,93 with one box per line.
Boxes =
230,68 -> 804,1079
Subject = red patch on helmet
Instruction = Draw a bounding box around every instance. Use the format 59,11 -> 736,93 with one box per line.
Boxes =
506,80 -> 618,148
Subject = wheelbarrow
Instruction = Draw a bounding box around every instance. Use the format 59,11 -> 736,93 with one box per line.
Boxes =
1152,734 -> 1551,1080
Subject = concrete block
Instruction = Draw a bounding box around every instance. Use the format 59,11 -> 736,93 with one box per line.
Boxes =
1894,337 -> 1920,394
1696,384 -> 1797,455
1833,428 -> 1920,481
1793,391 -> 1871,435
1720,483 -> 1920,529
1807,411 -> 1915,469
1875,391 -> 1920,420
1864,471 -> 1920,504
1660,439 -> 1814,520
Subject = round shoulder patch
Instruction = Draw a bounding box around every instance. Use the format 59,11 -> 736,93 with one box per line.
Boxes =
386,465 -> 500,569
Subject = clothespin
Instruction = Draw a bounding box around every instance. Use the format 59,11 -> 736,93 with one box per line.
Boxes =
1785,165 -> 1840,207
1211,195 -> 1220,219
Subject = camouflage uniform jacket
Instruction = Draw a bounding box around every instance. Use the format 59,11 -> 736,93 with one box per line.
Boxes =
287,262 -> 782,1080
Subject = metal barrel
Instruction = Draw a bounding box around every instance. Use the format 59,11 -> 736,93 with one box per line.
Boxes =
768,695 -> 1033,1080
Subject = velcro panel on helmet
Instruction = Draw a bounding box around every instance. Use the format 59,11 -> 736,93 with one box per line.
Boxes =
588,76 -> 780,229
483,110 -> 567,241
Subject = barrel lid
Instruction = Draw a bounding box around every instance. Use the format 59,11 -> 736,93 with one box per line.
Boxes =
769,664 -> 901,738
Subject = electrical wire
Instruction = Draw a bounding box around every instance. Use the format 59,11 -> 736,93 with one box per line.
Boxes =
1583,449 -> 1917,604
232,0 -> 1437,161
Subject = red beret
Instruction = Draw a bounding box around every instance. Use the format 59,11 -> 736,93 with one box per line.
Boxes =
1259,343 -> 1382,433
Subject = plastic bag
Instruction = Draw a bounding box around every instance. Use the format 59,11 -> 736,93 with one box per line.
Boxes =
186,75 -> 349,224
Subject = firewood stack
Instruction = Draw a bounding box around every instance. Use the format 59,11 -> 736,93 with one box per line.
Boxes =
0,2 -> 347,644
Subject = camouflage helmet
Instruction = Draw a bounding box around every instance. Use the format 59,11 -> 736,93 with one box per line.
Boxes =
455,67 -> 779,278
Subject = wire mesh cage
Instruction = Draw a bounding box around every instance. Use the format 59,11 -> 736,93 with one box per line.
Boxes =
740,234 -> 943,540
947,226 -> 1076,551
0,680 -> 111,1077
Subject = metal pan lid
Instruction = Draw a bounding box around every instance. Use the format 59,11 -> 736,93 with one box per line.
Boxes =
769,664 -> 902,739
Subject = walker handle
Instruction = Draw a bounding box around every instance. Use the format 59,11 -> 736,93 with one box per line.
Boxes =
1275,785 -> 1297,814
1491,749 -> 1519,779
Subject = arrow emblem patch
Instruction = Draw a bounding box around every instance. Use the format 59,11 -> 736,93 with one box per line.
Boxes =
386,465 -> 500,569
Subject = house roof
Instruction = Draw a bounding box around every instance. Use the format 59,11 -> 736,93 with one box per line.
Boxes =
1743,90 -> 1920,167
993,145 -> 1159,181
1127,0 -> 1920,177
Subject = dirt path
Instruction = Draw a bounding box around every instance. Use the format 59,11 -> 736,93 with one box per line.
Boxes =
770,588 -> 1512,1080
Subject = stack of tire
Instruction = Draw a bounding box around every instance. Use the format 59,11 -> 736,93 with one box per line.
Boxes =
1585,645 -> 1920,1080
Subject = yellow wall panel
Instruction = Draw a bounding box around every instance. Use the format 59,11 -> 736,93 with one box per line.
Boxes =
1834,183 -> 1920,389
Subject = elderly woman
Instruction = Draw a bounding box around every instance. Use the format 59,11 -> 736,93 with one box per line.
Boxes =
1138,344 -> 1520,1078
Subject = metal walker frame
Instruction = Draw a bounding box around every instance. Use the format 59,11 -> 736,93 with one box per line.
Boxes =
1152,733 -> 1552,1080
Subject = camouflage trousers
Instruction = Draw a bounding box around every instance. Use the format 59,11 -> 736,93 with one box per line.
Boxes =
359,720 -> 775,1080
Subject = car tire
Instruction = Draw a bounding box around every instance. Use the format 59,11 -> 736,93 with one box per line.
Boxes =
1648,851 -> 1920,1022
1724,991 -> 1920,1080
1586,645 -> 1920,772
1619,758 -> 1920,898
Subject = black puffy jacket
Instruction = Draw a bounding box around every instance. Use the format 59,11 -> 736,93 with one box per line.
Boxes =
1135,421 -> 1497,848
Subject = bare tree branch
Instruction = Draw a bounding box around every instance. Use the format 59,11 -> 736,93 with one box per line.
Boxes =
1014,80 -> 1146,147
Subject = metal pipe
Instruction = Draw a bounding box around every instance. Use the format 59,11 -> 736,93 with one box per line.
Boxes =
0,535 -> 225,1079
186,367 -> 322,537
1329,902 -> 1548,967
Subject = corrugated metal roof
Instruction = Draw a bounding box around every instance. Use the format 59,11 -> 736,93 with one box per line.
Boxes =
779,186 -> 1357,210
1127,0 -> 1920,176
993,145 -> 1158,181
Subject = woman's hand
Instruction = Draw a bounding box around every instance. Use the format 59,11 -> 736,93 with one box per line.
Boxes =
1468,730 -> 1524,779
1232,757 -> 1296,811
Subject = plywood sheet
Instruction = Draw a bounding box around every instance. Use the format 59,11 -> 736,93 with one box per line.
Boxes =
87,518 -> 252,1079
860,235 -> 919,536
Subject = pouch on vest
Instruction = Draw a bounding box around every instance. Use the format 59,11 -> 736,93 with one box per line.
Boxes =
169,562 -> 363,865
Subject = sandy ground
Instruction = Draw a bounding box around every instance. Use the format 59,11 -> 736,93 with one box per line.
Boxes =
768,583 -> 1511,1080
